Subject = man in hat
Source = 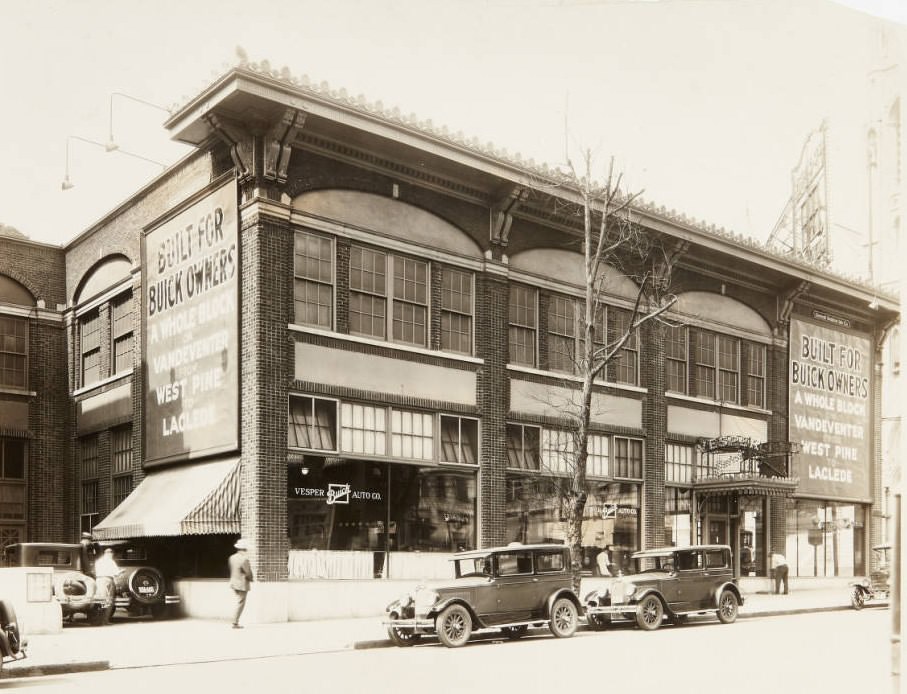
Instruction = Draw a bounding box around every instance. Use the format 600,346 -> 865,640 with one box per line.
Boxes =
228,538 -> 254,628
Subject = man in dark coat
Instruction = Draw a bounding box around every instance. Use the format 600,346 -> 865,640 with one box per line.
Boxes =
228,538 -> 254,628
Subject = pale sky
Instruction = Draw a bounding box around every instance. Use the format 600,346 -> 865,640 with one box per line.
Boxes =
1,0 -> 904,281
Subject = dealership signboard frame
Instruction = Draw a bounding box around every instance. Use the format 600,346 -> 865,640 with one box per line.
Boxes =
142,177 -> 239,466
788,316 -> 872,502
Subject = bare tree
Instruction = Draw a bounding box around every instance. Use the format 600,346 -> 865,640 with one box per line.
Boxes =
530,151 -> 678,589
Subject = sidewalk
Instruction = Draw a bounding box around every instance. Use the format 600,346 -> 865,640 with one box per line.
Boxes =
1,587 -> 870,679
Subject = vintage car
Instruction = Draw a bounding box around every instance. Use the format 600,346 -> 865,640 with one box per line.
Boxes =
3,541 -> 179,623
100,542 -> 181,619
385,543 -> 582,648
583,544 -> 743,631
3,543 -> 115,625
850,544 -> 891,610
0,599 -> 26,671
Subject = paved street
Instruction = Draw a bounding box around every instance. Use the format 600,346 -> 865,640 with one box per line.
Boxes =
10,609 -> 891,694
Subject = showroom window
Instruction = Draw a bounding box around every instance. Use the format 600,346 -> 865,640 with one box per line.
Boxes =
441,268 -> 474,354
294,230 -> 334,329
508,284 -> 537,367
0,316 -> 27,389
80,435 -> 99,533
289,396 -> 338,452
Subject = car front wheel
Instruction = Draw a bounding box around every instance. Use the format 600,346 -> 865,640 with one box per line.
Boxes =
548,598 -> 578,638
717,590 -> 738,624
635,595 -> 664,631
436,604 -> 472,648
851,587 -> 865,610
387,625 -> 421,647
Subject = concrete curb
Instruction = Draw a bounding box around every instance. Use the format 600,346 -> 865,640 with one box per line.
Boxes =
0,602 -> 863,678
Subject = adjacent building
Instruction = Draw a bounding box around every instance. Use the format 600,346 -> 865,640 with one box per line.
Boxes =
0,62 -> 899,620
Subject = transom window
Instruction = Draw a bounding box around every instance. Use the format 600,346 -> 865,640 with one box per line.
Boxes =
294,230 -> 334,329
665,443 -> 694,484
440,415 -> 478,465
391,409 -> 434,460
289,396 -> 338,452
340,402 -> 387,456
613,437 -> 643,479
508,285 -> 537,366
0,316 -> 27,388
506,424 -> 541,470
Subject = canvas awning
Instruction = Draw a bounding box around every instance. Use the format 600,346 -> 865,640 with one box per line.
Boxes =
93,458 -> 241,540
693,474 -> 799,497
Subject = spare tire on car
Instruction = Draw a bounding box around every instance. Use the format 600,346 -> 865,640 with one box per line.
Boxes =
125,567 -> 165,605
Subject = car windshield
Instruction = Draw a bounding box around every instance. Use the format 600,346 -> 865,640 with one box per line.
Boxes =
454,555 -> 492,578
626,554 -> 675,575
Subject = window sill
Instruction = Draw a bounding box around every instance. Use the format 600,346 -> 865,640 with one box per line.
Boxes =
73,369 -> 133,397
506,364 -> 647,394
289,324 -> 484,365
665,392 -> 771,416
0,387 -> 36,397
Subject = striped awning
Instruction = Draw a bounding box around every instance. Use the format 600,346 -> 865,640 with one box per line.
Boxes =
93,458 -> 241,540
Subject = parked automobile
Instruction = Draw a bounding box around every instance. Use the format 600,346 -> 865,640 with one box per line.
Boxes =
385,543 -> 581,648
0,599 -> 26,671
583,544 -> 743,631
100,542 -> 181,619
850,544 -> 891,610
3,541 -> 179,624
3,543 -> 115,626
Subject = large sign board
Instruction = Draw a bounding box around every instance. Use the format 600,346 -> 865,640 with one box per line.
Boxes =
143,181 -> 238,465
789,318 -> 871,500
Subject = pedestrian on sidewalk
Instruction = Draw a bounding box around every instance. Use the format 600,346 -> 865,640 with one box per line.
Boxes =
771,552 -> 789,594
229,538 -> 254,628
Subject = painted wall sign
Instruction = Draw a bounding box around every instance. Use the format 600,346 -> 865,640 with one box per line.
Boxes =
789,318 -> 871,500
143,181 -> 239,465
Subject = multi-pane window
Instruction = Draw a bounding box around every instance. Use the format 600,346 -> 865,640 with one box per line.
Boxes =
111,292 -> 133,375
718,335 -> 739,403
692,329 -> 716,399
747,343 -> 766,408
0,316 -> 26,388
80,310 -> 101,387
340,403 -> 386,456
506,424 -> 540,470
110,426 -> 133,507
392,256 -> 428,346
440,415 -> 478,464
665,443 -> 694,484
294,231 -> 334,328
391,409 -> 433,460
80,435 -> 99,533
0,439 -> 26,523
665,324 -> 687,393
541,429 -> 574,474
350,246 -> 429,347
609,308 -> 638,385
289,396 -> 338,451
349,246 -> 387,339
548,295 -> 576,373
586,434 -> 609,477
509,285 -> 537,366
613,437 -> 643,478
441,269 -> 473,354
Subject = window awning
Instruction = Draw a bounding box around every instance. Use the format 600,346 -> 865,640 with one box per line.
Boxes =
93,458 -> 241,540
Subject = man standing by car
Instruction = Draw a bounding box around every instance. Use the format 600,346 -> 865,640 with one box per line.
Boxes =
229,538 -> 254,628
94,548 -> 120,599
771,552 -> 789,595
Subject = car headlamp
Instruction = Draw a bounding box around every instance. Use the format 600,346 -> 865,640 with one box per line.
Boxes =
414,589 -> 440,616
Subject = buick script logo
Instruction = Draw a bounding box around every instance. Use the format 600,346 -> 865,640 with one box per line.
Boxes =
326,483 -> 351,505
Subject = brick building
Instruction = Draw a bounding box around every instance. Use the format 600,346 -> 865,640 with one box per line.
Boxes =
0,63 -> 899,621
